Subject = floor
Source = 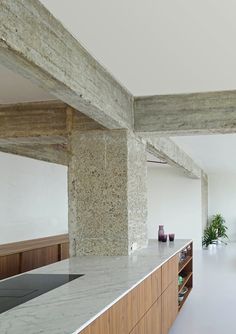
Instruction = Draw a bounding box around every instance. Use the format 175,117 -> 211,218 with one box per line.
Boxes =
170,242 -> 236,334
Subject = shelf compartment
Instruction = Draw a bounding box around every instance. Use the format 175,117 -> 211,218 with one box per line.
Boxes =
178,256 -> 192,274
178,287 -> 192,311
178,272 -> 192,292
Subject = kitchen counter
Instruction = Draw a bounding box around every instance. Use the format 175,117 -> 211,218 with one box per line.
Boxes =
0,239 -> 191,334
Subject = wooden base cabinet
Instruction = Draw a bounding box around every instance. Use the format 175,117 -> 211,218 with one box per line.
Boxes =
130,298 -> 162,334
162,280 -> 178,334
80,242 -> 193,334
0,234 -> 69,279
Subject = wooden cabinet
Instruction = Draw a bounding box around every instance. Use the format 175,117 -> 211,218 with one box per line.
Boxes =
162,280 -> 178,334
60,242 -> 70,260
162,254 -> 178,292
0,253 -> 20,279
72,242 -> 193,334
0,234 -> 69,279
130,298 -> 162,334
178,242 -> 193,311
128,266 -> 162,330
21,245 -> 59,272
81,267 -> 162,334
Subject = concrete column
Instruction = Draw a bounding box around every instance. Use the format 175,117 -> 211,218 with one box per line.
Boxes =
201,171 -> 208,232
68,129 -> 147,256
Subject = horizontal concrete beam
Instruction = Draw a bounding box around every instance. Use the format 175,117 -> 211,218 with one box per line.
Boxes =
0,100 -> 68,144
0,0 -> 133,130
0,100 -> 104,145
0,143 -> 68,165
0,100 -> 104,164
134,90 -> 236,135
143,136 -> 202,179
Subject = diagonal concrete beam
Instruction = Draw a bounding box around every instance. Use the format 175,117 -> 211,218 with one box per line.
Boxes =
134,91 -> 236,135
0,143 -> 68,165
143,136 -> 202,179
0,0 -> 133,130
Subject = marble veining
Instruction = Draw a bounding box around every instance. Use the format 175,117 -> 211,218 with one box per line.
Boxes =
0,239 -> 191,334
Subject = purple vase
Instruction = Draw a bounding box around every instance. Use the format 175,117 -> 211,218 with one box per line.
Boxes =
158,225 -> 164,241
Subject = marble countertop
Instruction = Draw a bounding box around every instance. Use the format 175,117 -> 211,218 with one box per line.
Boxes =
0,239 -> 191,334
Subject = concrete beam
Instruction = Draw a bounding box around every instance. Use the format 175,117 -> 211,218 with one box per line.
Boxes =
0,100 -> 103,145
0,0 -> 133,130
0,143 -> 68,165
201,171 -> 208,232
143,136 -> 202,179
134,90 -> 236,135
0,100 -> 68,144
0,100 -> 104,165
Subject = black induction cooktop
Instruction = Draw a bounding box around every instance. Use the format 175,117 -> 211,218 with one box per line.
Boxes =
0,273 -> 84,314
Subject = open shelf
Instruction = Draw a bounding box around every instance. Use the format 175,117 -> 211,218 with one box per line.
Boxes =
178,272 -> 192,293
178,287 -> 192,311
178,242 -> 193,313
178,256 -> 192,274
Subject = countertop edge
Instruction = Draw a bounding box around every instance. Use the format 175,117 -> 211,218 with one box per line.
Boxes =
74,239 -> 192,334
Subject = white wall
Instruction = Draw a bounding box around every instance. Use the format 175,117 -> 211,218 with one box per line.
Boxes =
147,164 -> 202,249
208,173 -> 236,241
0,152 -> 68,244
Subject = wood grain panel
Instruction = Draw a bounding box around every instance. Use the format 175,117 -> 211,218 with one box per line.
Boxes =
162,279 -> 178,334
0,235 -> 69,279
109,296 -> 128,334
0,234 -> 69,256
130,298 -> 162,334
79,309 -> 110,334
60,243 -> 69,260
0,254 -> 20,279
128,267 -> 161,331
162,254 -> 178,292
21,245 -> 58,272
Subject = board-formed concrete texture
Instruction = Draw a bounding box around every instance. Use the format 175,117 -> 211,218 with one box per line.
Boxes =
201,171 -> 208,231
0,0 -> 205,180
134,90 -> 236,135
0,143 -> 68,166
144,136 -> 202,179
0,0 -> 133,130
0,0 -> 210,258
68,129 -> 148,256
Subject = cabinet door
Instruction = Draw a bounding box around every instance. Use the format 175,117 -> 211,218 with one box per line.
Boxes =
60,242 -> 69,260
128,267 -> 161,331
0,254 -> 20,279
21,245 -> 58,272
162,279 -> 178,334
130,298 -> 162,334
162,255 -> 178,292
80,297 -> 128,334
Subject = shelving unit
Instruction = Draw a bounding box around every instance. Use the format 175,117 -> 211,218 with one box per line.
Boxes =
178,242 -> 193,311
178,272 -> 192,293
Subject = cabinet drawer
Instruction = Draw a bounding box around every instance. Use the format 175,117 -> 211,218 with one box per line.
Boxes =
162,279 -> 178,334
162,254 -> 178,292
130,298 -> 162,334
128,267 -> 161,331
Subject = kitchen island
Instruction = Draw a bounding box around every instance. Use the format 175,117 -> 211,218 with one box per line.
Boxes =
0,239 -> 192,334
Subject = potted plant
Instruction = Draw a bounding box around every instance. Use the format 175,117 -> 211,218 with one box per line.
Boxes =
202,214 -> 228,248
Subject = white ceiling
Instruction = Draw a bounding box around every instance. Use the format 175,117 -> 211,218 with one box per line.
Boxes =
172,134 -> 236,174
40,0 -> 236,96
0,64 -> 54,104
